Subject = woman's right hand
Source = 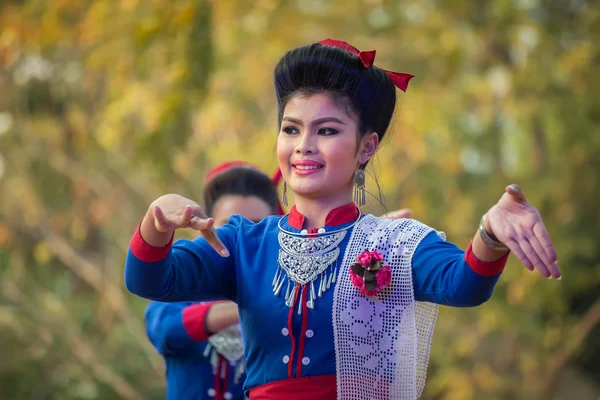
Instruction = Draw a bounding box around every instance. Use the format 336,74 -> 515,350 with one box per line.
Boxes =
141,194 -> 230,257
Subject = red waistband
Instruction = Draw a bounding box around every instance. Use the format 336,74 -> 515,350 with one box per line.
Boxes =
249,375 -> 337,399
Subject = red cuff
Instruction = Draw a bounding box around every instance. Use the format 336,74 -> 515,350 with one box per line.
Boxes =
182,302 -> 218,341
129,223 -> 174,262
464,240 -> 509,277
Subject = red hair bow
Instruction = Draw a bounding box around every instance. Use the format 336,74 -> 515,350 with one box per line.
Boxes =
205,161 -> 258,182
317,39 -> 414,92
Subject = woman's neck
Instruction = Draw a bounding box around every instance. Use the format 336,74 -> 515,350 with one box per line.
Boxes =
293,192 -> 354,229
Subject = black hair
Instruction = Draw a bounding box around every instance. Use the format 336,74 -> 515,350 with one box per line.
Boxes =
273,42 -> 397,150
203,167 -> 279,217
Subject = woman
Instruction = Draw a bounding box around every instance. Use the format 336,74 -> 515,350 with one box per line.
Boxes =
125,39 -> 559,399
144,162 -> 281,400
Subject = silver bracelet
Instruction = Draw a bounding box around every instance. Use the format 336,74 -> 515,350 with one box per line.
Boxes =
479,214 -> 509,251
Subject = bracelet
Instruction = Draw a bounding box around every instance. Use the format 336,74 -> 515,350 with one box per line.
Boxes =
479,214 -> 509,251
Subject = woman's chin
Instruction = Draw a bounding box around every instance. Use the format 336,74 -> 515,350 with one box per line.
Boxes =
289,186 -> 323,199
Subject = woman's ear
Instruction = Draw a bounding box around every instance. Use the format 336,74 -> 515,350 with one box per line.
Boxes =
359,132 -> 379,165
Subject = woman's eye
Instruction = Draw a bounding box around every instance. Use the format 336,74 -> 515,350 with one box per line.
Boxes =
318,128 -> 339,136
282,126 -> 298,135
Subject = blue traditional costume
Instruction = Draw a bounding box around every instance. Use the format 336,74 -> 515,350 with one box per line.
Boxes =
145,301 -> 246,399
126,203 -> 507,399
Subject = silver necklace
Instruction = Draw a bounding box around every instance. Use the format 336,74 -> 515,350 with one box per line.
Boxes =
273,207 -> 363,312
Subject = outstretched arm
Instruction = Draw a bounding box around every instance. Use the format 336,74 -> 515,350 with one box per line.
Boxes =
412,184 -> 559,307
125,194 -> 238,302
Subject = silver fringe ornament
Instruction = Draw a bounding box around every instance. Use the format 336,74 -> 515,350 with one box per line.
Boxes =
282,180 -> 288,206
354,168 -> 366,206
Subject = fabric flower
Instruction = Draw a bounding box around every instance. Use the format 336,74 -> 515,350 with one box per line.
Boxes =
357,250 -> 372,267
349,267 -> 365,291
349,249 -> 392,297
375,265 -> 392,291
371,250 -> 384,262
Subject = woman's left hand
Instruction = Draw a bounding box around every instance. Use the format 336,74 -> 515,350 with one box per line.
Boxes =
486,184 -> 560,279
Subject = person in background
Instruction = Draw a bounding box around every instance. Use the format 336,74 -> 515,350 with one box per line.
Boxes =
144,162 -> 281,400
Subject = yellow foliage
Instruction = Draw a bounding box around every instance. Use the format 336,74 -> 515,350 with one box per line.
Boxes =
507,281 -> 526,306
442,370 -> 475,400
454,331 -> 478,357
70,217 -> 88,241
33,242 -> 53,264
473,363 -> 502,392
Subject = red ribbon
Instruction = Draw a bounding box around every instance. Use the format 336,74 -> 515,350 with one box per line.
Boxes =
317,39 -> 414,92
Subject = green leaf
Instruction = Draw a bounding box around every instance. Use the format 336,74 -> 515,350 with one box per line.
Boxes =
366,280 -> 376,292
364,270 -> 376,283
350,263 -> 364,276
370,261 -> 381,271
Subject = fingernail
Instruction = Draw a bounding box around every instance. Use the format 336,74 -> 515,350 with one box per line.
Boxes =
220,249 -> 230,257
557,276 -> 562,280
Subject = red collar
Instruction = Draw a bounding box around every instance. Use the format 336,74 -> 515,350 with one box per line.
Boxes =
287,203 -> 359,230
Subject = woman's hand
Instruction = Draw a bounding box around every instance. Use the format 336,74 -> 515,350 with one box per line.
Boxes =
486,185 -> 560,278
141,194 -> 230,257
382,208 -> 412,220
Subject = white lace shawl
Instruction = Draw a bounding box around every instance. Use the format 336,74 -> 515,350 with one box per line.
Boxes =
333,215 -> 442,400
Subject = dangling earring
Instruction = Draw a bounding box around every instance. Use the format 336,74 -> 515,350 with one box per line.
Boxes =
354,167 -> 366,206
282,180 -> 288,206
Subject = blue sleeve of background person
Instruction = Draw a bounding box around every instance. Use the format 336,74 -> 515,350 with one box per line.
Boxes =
145,301 -> 200,357
125,217 -> 242,302
412,231 -> 503,307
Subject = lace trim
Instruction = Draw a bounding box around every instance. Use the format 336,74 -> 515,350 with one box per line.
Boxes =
332,215 -> 440,399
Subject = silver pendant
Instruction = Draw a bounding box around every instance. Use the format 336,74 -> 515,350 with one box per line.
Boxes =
273,231 -> 345,311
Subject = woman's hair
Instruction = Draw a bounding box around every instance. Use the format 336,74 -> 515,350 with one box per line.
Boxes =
273,42 -> 397,148
203,165 -> 280,217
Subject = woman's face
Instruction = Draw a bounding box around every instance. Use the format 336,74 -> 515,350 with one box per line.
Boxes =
277,92 -> 377,205
212,195 -> 273,227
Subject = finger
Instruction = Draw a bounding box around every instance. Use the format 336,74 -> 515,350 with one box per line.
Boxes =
533,222 -> 558,263
529,239 -> 561,279
526,235 -> 561,279
531,221 -> 561,279
200,224 -> 230,257
189,216 -> 215,231
519,236 -> 551,278
178,205 -> 195,227
506,184 -> 527,203
386,208 -> 412,219
153,205 -> 175,232
505,239 -> 534,272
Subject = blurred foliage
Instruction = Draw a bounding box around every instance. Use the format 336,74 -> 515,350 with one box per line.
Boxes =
0,0 -> 599,399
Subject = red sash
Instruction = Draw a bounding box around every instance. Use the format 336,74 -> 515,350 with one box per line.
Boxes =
249,375 -> 337,399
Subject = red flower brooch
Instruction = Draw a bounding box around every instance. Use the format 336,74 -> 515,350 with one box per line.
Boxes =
349,249 -> 392,296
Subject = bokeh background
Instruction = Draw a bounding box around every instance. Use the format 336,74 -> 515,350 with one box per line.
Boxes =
0,1 -> 598,399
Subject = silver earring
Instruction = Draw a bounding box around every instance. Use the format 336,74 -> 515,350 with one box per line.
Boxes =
282,180 -> 288,206
354,168 -> 366,206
